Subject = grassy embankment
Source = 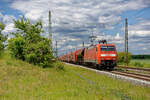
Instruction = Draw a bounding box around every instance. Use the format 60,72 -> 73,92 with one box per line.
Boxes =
0,52 -> 150,100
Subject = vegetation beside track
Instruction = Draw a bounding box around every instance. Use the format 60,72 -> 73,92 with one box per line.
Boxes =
129,59 -> 150,68
0,52 -> 150,100
117,52 -> 150,68
118,59 -> 150,68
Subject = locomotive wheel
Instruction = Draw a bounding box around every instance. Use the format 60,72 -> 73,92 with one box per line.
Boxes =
96,64 -> 101,70
108,66 -> 114,71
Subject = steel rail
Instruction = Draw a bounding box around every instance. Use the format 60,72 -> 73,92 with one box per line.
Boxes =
111,71 -> 150,82
117,66 -> 150,72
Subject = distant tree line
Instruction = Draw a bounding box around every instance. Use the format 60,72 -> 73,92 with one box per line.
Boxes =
132,55 -> 150,59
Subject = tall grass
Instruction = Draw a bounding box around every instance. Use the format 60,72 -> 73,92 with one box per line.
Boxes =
118,59 -> 150,68
129,59 -> 150,68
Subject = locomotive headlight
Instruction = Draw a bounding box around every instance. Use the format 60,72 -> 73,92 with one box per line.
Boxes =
101,54 -> 107,56
110,54 -> 116,56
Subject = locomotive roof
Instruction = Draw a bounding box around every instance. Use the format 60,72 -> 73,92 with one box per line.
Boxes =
87,43 -> 115,48
97,43 -> 115,46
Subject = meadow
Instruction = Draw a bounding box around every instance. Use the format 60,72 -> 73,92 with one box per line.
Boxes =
130,59 -> 150,68
120,59 -> 150,68
118,59 -> 150,68
0,53 -> 150,100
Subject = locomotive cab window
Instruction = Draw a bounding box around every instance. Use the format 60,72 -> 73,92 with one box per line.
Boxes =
101,46 -> 115,51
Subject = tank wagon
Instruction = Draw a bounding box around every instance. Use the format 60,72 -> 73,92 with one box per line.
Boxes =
59,40 -> 117,69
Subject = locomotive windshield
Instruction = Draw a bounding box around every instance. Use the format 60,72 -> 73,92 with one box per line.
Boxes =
101,46 -> 115,51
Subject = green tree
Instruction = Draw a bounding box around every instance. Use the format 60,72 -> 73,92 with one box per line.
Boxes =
8,17 -> 53,67
8,36 -> 26,60
117,52 -> 132,64
13,17 -> 43,43
0,22 -> 7,54
24,38 -> 53,67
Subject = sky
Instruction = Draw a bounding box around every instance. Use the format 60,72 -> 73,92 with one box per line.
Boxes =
0,0 -> 150,55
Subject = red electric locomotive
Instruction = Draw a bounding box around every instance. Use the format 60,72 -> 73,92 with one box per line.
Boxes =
84,43 -> 117,69
59,40 -> 117,69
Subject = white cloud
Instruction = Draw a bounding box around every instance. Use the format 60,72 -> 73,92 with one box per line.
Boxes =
2,23 -> 15,33
129,30 -> 150,37
0,12 -> 16,35
11,0 -> 149,31
9,0 -> 150,54
115,33 -> 122,40
129,19 -> 150,38
98,15 -> 121,29
25,9 -> 44,21
0,15 -> 14,25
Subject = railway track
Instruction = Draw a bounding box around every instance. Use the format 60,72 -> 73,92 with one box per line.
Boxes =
116,66 -> 150,76
117,66 -> 150,72
110,71 -> 150,82
114,66 -> 150,82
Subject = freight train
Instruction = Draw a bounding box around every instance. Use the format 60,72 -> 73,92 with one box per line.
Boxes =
59,40 -> 117,70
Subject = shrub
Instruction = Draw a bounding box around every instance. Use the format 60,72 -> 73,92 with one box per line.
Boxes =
134,62 -> 144,67
117,52 -> 132,63
0,22 -> 7,57
8,36 -> 26,60
0,41 -> 4,57
0,41 -> 3,52
24,39 -> 53,67
53,61 -> 64,70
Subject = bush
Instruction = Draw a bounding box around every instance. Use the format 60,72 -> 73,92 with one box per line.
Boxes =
24,39 -> 53,67
134,62 -> 144,67
8,36 -> 26,60
117,52 -> 132,63
0,41 -> 4,52
53,61 -> 64,70
0,22 -> 7,57
0,41 -> 4,57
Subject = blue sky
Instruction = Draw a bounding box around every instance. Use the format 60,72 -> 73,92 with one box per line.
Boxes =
0,0 -> 150,55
